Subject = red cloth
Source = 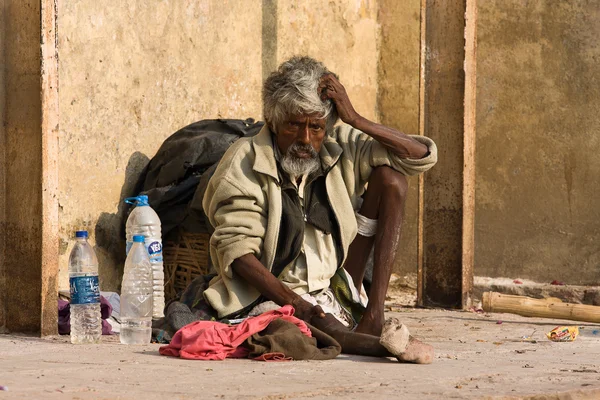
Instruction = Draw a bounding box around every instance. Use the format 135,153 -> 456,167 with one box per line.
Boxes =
159,305 -> 311,360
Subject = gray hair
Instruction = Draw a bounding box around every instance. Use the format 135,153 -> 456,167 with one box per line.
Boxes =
263,56 -> 339,133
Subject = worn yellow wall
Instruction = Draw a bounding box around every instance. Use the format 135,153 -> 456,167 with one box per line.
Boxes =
375,0 -> 600,286
475,0 -> 600,284
3,0 -> 48,332
378,0 -> 421,275
275,0 -> 380,122
58,1 -> 264,291
57,0 -> 385,291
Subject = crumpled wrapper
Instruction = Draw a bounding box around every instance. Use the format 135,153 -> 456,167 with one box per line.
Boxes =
546,326 -> 579,342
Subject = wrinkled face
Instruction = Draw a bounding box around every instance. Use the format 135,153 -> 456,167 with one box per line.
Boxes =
273,113 -> 327,177
274,112 -> 327,155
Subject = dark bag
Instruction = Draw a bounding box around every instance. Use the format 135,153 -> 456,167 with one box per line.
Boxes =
139,118 -> 264,237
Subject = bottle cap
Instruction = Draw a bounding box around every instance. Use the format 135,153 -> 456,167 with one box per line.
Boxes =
124,195 -> 149,206
75,230 -> 88,238
133,235 -> 145,243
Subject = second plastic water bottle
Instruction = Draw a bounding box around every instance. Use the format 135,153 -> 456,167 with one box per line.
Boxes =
125,195 -> 164,319
120,235 -> 153,344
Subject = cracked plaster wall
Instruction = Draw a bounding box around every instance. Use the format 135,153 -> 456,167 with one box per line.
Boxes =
3,0 -> 46,332
58,1 -> 264,291
475,0 -> 600,284
276,0 -> 380,122
378,0 -> 421,276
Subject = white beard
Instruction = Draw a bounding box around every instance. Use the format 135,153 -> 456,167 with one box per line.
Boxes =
280,142 -> 320,178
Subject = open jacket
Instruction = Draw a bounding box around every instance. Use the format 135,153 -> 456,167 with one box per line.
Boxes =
202,124 -> 437,318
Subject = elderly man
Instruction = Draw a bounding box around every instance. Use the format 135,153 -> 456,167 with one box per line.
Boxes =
202,56 -> 437,363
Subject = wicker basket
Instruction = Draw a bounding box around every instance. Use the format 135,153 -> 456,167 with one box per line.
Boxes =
163,229 -> 211,301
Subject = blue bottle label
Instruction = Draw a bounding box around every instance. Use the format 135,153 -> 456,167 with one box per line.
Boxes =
70,276 -> 100,305
147,240 -> 163,263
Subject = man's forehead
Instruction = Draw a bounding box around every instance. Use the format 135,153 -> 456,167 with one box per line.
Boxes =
287,112 -> 326,123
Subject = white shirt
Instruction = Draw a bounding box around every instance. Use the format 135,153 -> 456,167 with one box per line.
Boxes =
277,168 -> 339,295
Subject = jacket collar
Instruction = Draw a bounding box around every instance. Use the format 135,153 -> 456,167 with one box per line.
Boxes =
320,134 -> 344,173
251,125 -> 279,180
251,125 -> 344,180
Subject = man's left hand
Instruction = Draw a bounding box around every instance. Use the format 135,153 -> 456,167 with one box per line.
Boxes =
319,73 -> 360,126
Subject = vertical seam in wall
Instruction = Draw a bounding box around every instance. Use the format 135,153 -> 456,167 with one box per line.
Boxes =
0,0 -> 6,330
416,0 -> 426,306
461,0 -> 477,309
40,0 -> 60,335
375,0 -> 382,123
261,0 -> 278,87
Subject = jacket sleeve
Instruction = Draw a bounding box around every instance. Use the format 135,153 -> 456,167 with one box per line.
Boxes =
203,176 -> 267,279
335,125 -> 438,192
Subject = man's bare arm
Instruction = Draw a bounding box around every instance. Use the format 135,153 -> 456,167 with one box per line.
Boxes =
319,74 -> 429,159
231,253 -> 325,321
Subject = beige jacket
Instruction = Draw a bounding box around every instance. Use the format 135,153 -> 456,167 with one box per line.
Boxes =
202,124 -> 437,318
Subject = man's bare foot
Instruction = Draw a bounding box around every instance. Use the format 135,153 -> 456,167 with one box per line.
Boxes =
354,311 -> 385,336
379,317 -> 410,353
379,317 -> 434,364
396,337 -> 434,364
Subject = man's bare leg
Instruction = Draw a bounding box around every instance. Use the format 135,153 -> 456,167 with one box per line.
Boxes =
309,314 -> 433,364
342,166 -> 408,336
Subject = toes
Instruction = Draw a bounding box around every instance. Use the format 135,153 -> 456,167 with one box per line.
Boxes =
397,341 -> 434,364
380,320 -> 410,356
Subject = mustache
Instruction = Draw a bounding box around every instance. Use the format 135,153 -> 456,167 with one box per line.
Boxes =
287,142 -> 318,158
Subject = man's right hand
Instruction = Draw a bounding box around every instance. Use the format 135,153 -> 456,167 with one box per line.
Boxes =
231,254 -> 327,323
292,297 -> 326,322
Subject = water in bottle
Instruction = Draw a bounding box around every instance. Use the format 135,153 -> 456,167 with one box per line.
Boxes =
125,195 -> 164,319
68,230 -> 102,344
120,235 -> 153,344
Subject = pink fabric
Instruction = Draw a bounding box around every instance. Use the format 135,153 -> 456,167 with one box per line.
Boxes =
159,305 -> 311,360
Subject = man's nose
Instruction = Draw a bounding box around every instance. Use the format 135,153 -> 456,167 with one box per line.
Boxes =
298,125 -> 311,144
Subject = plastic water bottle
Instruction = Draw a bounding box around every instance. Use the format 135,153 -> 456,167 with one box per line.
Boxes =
68,230 -> 101,344
120,235 -> 153,344
125,195 -> 164,319
579,326 -> 600,339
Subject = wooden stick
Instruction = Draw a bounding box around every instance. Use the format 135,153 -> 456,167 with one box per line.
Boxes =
482,292 -> 600,323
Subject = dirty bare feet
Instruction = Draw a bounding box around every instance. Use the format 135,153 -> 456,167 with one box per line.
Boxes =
379,317 -> 410,354
354,311 -> 385,336
379,317 -> 434,364
396,337 -> 434,364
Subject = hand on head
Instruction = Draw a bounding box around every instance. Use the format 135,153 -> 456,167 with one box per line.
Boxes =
318,73 -> 359,125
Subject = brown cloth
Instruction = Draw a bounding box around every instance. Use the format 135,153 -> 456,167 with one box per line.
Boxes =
243,319 -> 341,360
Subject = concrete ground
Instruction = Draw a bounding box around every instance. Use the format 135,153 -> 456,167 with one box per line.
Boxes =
1,308 -> 600,400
